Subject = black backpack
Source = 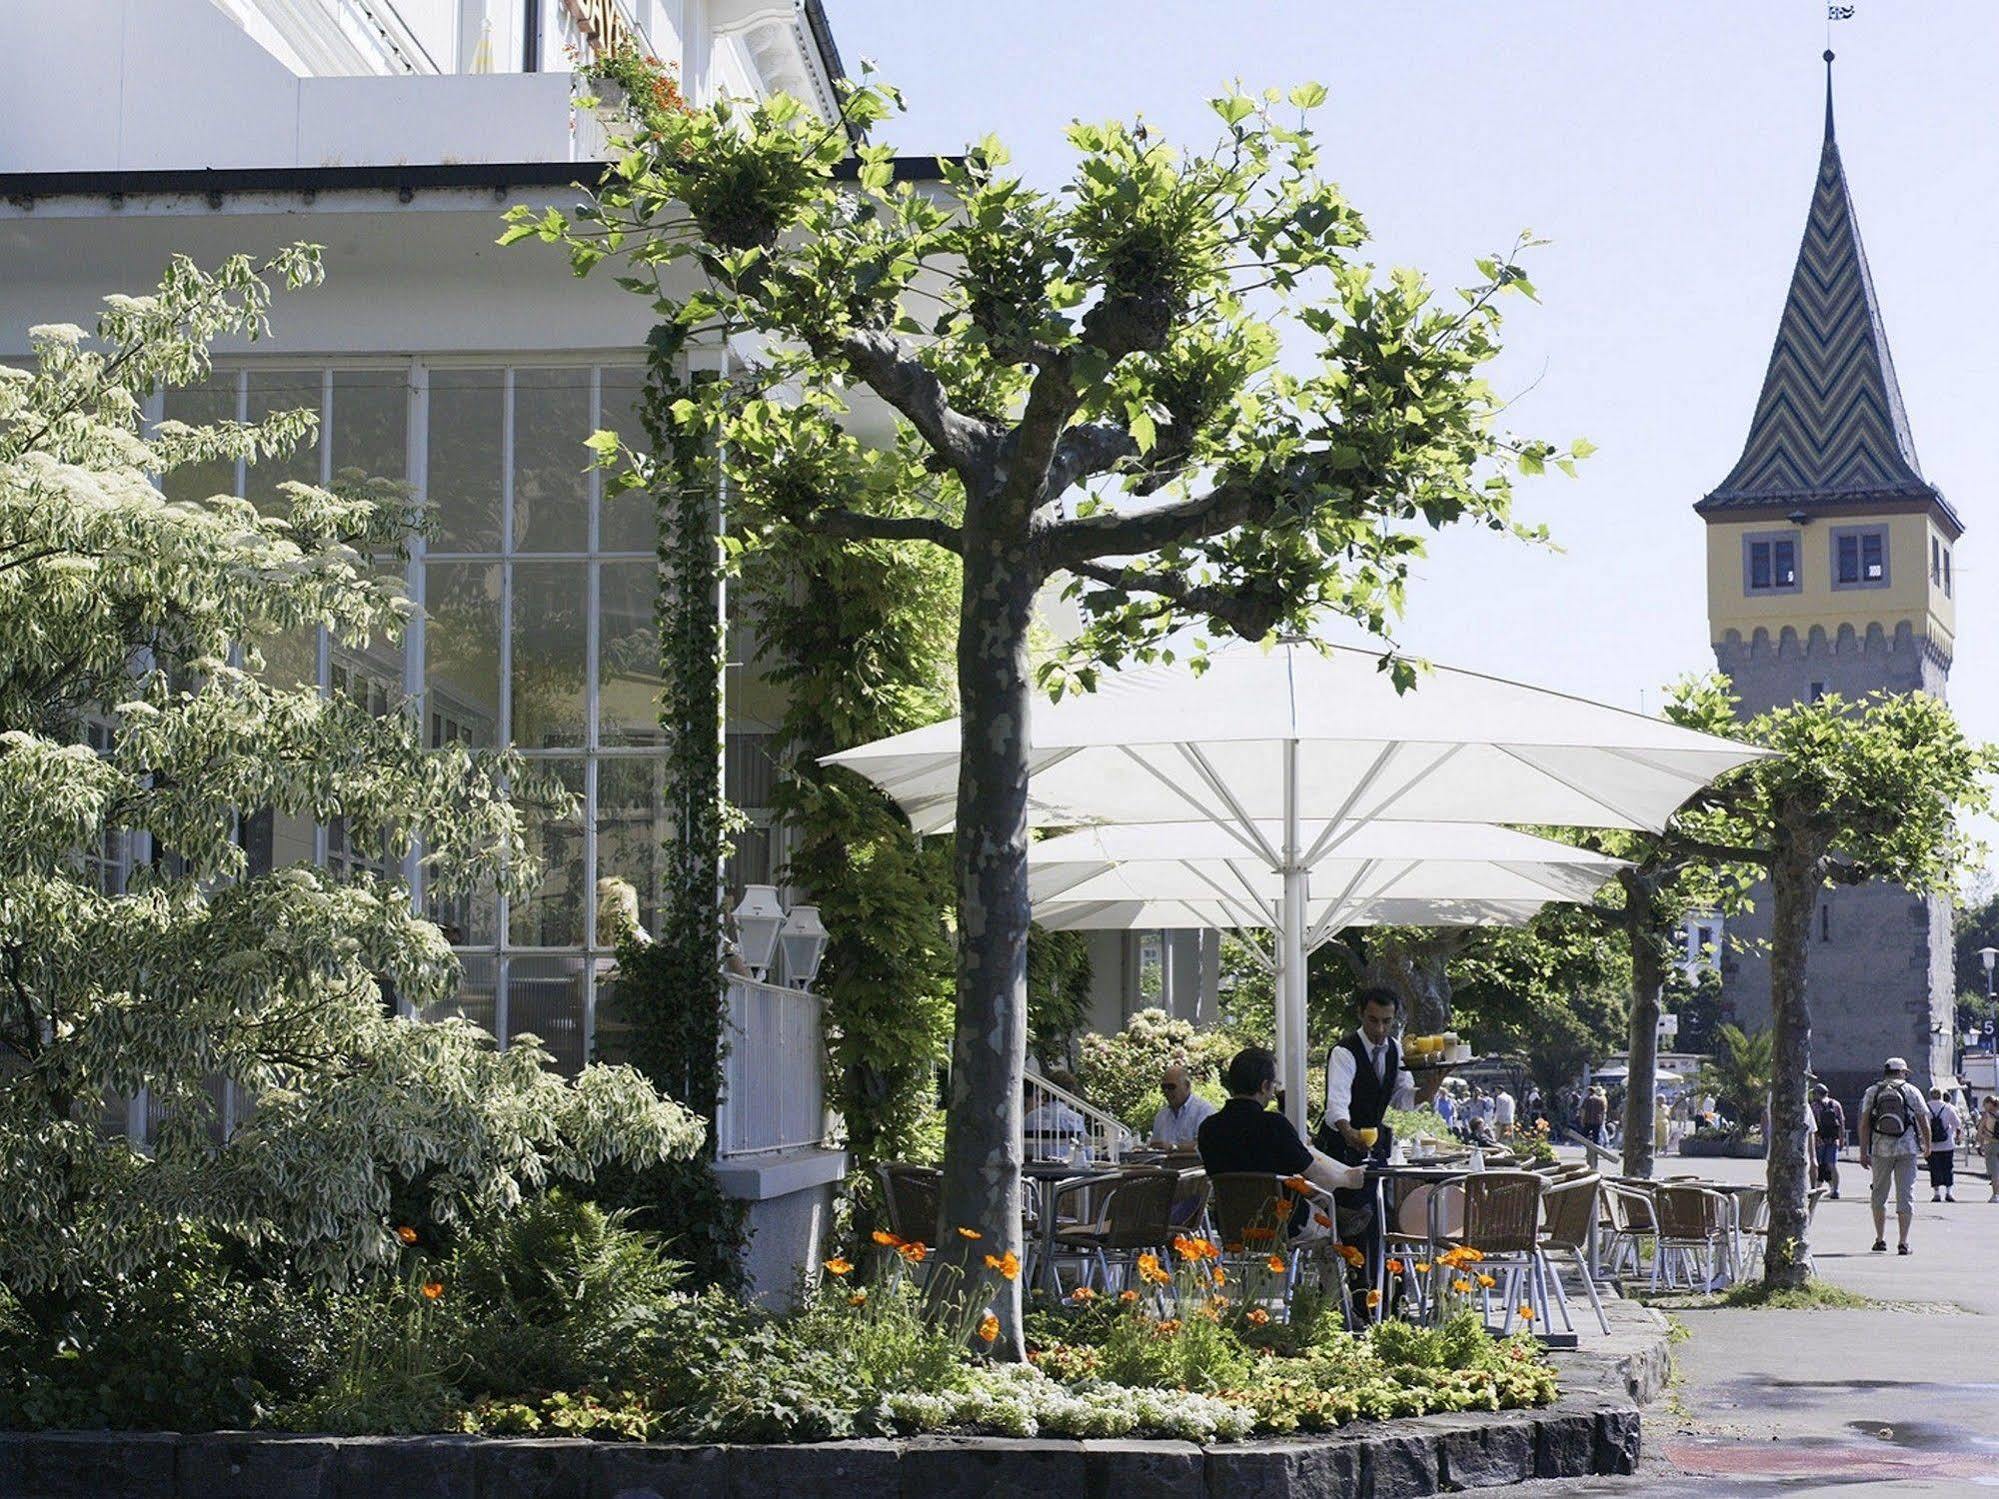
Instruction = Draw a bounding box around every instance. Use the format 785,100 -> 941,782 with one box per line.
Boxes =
1869,1082 -> 1916,1139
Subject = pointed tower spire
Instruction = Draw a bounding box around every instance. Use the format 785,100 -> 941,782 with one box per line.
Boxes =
1698,54 -> 1955,524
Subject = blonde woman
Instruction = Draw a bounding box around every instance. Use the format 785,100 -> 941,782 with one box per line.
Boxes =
1977,1095 -> 1999,1204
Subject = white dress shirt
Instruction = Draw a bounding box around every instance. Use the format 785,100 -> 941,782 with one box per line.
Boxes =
1324,1034 -> 1416,1127
1149,1092 -> 1217,1146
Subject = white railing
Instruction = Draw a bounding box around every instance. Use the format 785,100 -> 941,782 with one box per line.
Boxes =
716,975 -> 832,1159
1025,1070 -> 1137,1164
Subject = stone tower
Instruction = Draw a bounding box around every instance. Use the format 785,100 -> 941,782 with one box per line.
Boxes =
1696,56 -> 1963,1105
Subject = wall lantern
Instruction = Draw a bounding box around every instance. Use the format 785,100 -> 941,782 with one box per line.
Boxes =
779,905 -> 830,990
733,885 -> 786,979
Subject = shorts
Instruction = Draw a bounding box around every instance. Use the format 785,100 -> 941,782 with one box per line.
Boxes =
1814,1140 -> 1840,1177
1927,1149 -> 1955,1188
1869,1152 -> 1918,1217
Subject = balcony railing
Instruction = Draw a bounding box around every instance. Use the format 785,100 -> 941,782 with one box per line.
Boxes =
716,975 -> 832,1159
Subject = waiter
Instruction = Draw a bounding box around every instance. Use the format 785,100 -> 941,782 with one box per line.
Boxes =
1315,989 -> 1417,1239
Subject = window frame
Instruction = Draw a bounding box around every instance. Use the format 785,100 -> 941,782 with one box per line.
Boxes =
1829,524 -> 1890,591
1741,529 -> 1802,595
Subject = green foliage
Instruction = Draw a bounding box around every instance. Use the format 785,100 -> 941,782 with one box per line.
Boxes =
1075,1007 -> 1236,1131
1699,1024 -> 1774,1127
0,256 -> 699,1341
1027,926 -> 1095,1067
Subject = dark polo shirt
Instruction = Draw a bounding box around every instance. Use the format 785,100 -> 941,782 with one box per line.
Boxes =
1197,1096 -> 1314,1179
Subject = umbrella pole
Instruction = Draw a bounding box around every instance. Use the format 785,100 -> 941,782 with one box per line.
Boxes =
1281,738 -> 1309,1133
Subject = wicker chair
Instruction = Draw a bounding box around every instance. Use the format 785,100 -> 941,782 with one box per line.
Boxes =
1537,1174 -> 1608,1334
1206,1172 -> 1351,1324
877,1163 -> 940,1281
1433,1170 -> 1549,1332
1600,1178 -> 1657,1280
1054,1166 -> 1182,1292
1650,1183 -> 1733,1291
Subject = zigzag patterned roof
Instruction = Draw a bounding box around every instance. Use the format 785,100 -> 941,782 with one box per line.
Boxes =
1700,70 -> 1959,531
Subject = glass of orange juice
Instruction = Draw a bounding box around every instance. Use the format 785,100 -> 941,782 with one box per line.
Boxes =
1355,1126 -> 1379,1150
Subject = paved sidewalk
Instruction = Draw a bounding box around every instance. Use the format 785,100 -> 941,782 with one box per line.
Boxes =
1510,1152 -> 1999,1494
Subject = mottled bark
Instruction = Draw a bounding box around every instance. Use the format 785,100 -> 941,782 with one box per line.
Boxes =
1620,905 -> 1664,1180
1763,829 -> 1819,1288
938,527 -> 1038,1355
1365,942 -> 1453,1035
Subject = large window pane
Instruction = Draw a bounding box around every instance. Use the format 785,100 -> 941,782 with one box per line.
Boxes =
159,375 -> 238,505
513,367 -> 592,552
330,369 -> 408,483
512,758 -> 585,947
425,562 -> 502,748
511,562 -> 588,749
505,955 -> 587,1077
243,369 -> 323,515
427,368 -> 504,551
597,755 -> 668,941
598,560 -> 662,747
598,367 -> 654,553
424,952 -> 498,1036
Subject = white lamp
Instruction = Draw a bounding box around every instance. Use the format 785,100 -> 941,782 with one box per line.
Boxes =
733,885 -> 786,978
779,904 -> 829,989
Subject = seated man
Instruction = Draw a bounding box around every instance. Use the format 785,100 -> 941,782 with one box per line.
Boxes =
1198,1046 -> 1366,1239
1024,1069 -> 1087,1151
1149,1062 -> 1217,1148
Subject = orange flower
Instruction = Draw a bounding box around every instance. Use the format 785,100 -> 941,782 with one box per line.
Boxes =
1415,1262 -> 1432,1275
848,1290 -> 868,1307
1137,1253 -> 1171,1286
1245,1307 -> 1271,1326
984,1251 -> 1020,1282
421,1281 -> 444,1300
1518,1305 -> 1536,1323
1069,1286 -> 1096,1303
1458,1247 -> 1486,1263
1171,1234 -> 1217,1262
824,1256 -> 853,1277
1365,1289 -> 1383,1310
1312,1211 -> 1332,1229
1155,1318 -> 1182,1335
1119,1289 -> 1140,1304
395,1225 -> 419,1246
1210,1267 -> 1227,1287
976,1313 -> 999,1343
1337,1244 -> 1365,1268
1477,1273 -> 1496,1289
898,1241 -> 929,1264
1452,1278 -> 1473,1295
956,1226 -> 982,1241
1282,1175 -> 1312,1196
872,1229 -> 903,1248
1387,1258 -> 1404,1275
1265,1254 -> 1287,1274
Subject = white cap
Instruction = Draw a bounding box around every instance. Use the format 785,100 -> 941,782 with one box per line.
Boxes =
1884,1056 -> 1909,1074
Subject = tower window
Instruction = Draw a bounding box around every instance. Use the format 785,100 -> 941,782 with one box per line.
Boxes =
1743,532 -> 1800,594
1932,537 -> 1942,583
1830,525 -> 1889,590
1944,548 -> 1953,597
1807,681 -> 1827,703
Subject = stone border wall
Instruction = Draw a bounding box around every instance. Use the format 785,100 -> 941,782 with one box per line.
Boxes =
0,1305 -> 1671,1499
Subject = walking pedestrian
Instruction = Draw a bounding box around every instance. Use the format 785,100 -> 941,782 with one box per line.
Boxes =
1858,1057 -> 1932,1256
1976,1095 -> 1999,1203
1926,1085 -> 1961,1204
1811,1083 -> 1845,1200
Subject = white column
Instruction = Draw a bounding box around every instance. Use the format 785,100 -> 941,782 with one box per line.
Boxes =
1281,738 -> 1309,1133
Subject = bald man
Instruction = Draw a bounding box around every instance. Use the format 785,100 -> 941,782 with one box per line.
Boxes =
1149,1063 -> 1217,1148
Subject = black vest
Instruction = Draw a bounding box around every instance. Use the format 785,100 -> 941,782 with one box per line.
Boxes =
1339,1033 -> 1399,1129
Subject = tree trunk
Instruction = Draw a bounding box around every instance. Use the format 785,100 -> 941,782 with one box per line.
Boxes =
1763,834 -> 1817,1288
1621,908 -> 1664,1180
1366,938 -> 1453,1034
938,530 -> 1038,1356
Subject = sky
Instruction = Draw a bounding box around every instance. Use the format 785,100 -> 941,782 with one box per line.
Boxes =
824,0 -> 1999,864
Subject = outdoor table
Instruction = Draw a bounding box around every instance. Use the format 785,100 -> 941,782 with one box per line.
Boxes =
1021,1159 -> 1114,1296
1363,1163 -> 1468,1320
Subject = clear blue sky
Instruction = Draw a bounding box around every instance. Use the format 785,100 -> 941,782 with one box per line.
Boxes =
827,0 -> 1999,865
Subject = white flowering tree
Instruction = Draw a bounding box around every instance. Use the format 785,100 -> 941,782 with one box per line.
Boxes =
0,249 -> 701,1340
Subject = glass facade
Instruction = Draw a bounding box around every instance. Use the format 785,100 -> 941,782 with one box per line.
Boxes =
152,358 -> 774,1075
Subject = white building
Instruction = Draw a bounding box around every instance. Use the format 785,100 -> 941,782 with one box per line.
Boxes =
0,0 -> 904,1290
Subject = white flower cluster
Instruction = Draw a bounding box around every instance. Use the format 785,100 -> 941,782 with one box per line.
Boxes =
875,1362 -> 1255,1443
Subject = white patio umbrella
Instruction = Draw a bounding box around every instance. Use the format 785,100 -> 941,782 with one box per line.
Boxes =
827,639 -> 1766,1129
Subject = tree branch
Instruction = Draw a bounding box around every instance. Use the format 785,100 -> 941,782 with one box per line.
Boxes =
806,507 -> 963,551
1042,421 -> 1140,503
1670,836 -> 1771,870
835,329 -> 996,478
1040,466 -> 1276,570
1064,559 -> 1285,641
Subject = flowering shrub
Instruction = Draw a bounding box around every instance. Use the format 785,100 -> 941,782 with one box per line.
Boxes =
1075,1008 -> 1236,1131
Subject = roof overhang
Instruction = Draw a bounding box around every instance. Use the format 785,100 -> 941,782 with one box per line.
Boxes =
1693,484 -> 1964,541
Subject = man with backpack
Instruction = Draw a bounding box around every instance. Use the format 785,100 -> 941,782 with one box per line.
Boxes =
1811,1084 -> 1846,1200
1858,1057 -> 1932,1255
1925,1085 -> 1961,1204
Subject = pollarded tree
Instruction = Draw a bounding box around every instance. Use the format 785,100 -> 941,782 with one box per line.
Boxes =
524,63 -> 1573,1346
1677,686 -> 1992,1287
0,251 -> 700,1342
